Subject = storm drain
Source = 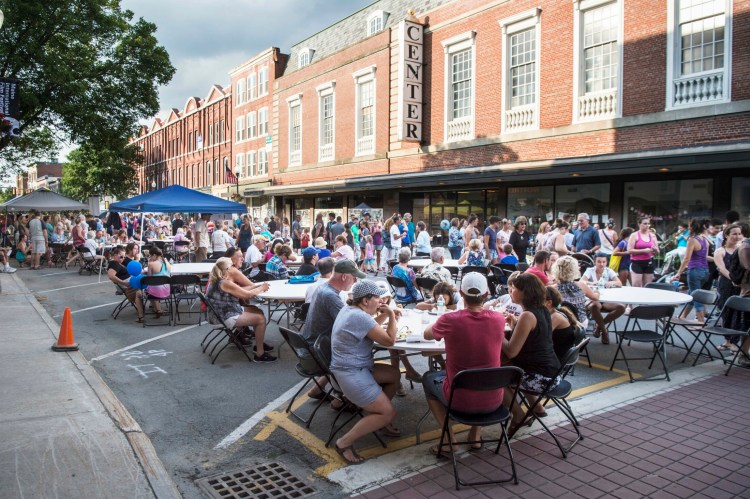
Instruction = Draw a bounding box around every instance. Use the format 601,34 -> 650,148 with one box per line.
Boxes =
196,462 -> 316,499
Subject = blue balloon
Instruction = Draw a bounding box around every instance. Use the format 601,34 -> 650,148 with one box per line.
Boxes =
440,219 -> 450,231
129,274 -> 145,290
127,260 -> 142,277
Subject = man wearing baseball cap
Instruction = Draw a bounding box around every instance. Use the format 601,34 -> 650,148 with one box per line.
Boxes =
297,247 -> 320,276
422,272 -> 506,455
302,259 -> 366,399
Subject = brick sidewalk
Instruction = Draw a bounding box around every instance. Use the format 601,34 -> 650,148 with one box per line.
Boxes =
354,369 -> 750,498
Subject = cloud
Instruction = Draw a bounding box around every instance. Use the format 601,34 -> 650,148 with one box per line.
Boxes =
121,0 -> 373,120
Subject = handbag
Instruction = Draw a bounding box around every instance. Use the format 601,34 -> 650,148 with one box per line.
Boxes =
608,254 -> 621,271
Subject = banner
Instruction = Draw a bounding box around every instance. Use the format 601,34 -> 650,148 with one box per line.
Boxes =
0,77 -> 20,138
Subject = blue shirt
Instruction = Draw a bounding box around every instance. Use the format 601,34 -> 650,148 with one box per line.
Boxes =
484,226 -> 497,252
573,226 -> 601,252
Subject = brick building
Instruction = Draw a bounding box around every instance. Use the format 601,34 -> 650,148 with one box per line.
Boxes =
16,162 -> 64,194
133,0 -> 750,236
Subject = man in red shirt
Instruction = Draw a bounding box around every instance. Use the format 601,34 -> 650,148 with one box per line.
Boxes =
525,250 -> 551,285
423,272 -> 505,455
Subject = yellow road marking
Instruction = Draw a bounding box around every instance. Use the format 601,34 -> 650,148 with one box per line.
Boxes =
254,421 -> 276,441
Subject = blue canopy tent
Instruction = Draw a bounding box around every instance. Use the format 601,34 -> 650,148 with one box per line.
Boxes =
109,185 -> 246,214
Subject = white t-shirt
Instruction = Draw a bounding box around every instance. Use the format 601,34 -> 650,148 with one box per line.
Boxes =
211,229 -> 233,253
334,244 -> 355,261
416,231 -> 431,254
390,225 -> 402,249
497,229 -> 512,246
83,238 -> 99,256
244,244 -> 264,276
583,267 -> 617,282
195,219 -> 209,249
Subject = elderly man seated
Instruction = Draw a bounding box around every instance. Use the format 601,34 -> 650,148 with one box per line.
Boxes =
107,246 -> 145,322
243,234 -> 269,278
83,231 -> 106,269
420,247 -> 453,284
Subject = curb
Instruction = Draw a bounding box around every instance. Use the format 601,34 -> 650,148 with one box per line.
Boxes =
10,273 -> 183,499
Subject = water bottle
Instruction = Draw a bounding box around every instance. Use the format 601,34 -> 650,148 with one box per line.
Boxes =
598,276 -> 607,289
436,295 -> 446,315
421,310 -> 429,324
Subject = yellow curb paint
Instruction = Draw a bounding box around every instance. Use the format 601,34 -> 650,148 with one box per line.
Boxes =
253,421 -> 276,441
569,374 -> 638,399
263,411 -> 342,472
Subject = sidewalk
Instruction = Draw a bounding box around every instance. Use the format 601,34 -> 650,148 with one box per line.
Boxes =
0,273 -> 180,499
352,366 -> 750,498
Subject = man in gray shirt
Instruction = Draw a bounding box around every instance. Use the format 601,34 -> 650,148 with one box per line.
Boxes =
331,216 -> 345,241
28,210 -> 47,270
301,260 -> 365,396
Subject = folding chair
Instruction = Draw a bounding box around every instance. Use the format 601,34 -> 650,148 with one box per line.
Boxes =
312,335 -> 387,449
278,327 -> 330,428
111,283 -> 135,319
386,259 -> 397,275
516,338 -> 590,458
461,265 -> 488,277
437,366 -> 523,490
386,275 -> 421,305
78,247 -> 101,275
173,241 -> 191,262
645,282 -> 677,291
571,253 -> 594,274
170,274 -> 202,325
448,266 -> 460,283
609,305 -> 676,382
687,296 -> 750,375
197,292 -> 253,364
415,277 -> 439,300
662,289 -> 717,360
515,262 -> 529,272
140,276 -> 173,327
562,301 -> 592,368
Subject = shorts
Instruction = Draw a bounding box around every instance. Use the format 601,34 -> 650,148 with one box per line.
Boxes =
422,370 -> 448,405
630,259 -> 654,275
292,239 -> 301,249
520,371 -> 561,394
374,244 -> 383,251
489,248 -> 499,260
364,258 -> 375,265
32,239 -> 46,254
224,314 -> 241,329
330,366 -> 382,408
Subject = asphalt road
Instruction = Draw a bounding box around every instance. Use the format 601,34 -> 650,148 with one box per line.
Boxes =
17,266 -> 716,498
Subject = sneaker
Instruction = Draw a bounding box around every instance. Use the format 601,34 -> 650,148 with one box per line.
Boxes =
4,266 -> 16,273
396,383 -> 407,397
253,351 -> 278,363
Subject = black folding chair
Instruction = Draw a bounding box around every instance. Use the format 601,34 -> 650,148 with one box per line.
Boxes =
111,283 -> 135,319
609,305 -> 676,382
461,265 -> 488,277
173,241 -> 191,262
687,296 -> 750,375
645,281 -> 677,292
515,262 -> 529,272
312,335 -> 387,450
661,289 -> 718,359
437,366 -> 523,490
386,260 -> 398,275
516,338 -> 591,458
415,276 -> 439,300
197,292 -> 253,364
278,327 -> 330,428
140,276 -> 173,327
170,274 -> 202,325
78,247 -> 101,275
386,275 -> 414,305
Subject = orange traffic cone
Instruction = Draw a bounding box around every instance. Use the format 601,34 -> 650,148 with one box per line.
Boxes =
52,307 -> 79,352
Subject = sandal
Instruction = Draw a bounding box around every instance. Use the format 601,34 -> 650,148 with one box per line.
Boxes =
380,426 -> 401,438
405,372 -> 423,383
334,443 -> 365,465
136,316 -> 144,323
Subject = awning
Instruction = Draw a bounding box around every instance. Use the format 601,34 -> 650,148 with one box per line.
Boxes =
110,185 -> 246,214
2,188 -> 88,211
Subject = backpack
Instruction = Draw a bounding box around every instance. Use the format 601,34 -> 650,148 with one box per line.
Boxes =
728,241 -> 749,286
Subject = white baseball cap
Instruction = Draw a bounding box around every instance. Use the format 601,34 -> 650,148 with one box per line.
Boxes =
461,272 -> 488,297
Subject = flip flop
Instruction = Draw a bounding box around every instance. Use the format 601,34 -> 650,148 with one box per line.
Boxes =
429,444 -> 454,457
380,426 -> 401,438
468,439 -> 484,451
334,443 -> 365,465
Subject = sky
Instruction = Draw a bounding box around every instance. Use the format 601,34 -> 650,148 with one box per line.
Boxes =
121,0 -> 374,120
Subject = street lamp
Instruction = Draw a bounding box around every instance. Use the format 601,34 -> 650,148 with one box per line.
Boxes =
151,179 -> 156,191
234,167 -> 241,197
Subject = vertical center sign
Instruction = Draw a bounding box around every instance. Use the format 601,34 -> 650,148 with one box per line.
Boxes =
397,19 -> 423,142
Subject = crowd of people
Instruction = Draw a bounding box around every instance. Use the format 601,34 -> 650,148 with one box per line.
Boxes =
3,205 -> 750,465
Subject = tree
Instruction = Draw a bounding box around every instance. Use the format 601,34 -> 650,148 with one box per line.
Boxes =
0,186 -> 15,203
62,138 -> 141,201
0,0 -> 175,180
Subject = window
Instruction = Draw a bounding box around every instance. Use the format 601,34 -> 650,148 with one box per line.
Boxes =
236,78 -> 246,105
214,159 -> 219,184
258,107 -> 269,136
353,66 -> 376,156
298,48 -> 314,68
188,132 -> 193,152
215,122 -> 220,144
287,94 -> 302,166
236,153 -> 245,178
667,0 -> 731,108
624,178 -> 713,235
501,9 -> 541,133
257,149 -> 268,176
236,116 -> 245,142
247,111 -> 256,139
367,10 -> 389,36
208,124 -> 214,146
317,81 -> 335,161
248,72 -> 257,101
219,120 -> 225,142
258,66 -> 269,96
205,161 -> 211,185
246,151 -> 256,177
573,0 -> 621,121
442,31 -> 476,142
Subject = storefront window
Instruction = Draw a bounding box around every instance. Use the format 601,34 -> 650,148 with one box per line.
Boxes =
457,191 -> 485,223
555,183 -> 610,227
429,192 -> 457,236
293,198 -> 313,229
348,195 -> 383,221
507,186 -> 553,229
731,177 -> 750,224
624,178 -> 713,237
314,196 -> 344,224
